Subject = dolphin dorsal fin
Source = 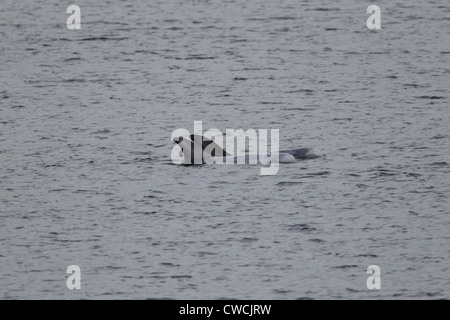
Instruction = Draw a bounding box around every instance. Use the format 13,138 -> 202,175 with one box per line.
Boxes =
189,134 -> 230,157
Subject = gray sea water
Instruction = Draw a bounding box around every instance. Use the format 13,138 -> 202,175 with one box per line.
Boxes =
0,0 -> 449,299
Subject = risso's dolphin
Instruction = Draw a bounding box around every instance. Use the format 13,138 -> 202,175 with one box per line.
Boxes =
172,134 -> 322,165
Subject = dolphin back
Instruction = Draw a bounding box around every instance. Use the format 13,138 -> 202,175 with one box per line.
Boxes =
281,147 -> 323,159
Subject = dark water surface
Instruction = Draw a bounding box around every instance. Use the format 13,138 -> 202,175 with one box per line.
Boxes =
0,0 -> 449,299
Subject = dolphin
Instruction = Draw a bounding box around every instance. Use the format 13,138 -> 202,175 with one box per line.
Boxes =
172,134 -> 322,165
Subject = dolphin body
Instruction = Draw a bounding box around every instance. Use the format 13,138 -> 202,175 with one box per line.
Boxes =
172,134 -> 322,165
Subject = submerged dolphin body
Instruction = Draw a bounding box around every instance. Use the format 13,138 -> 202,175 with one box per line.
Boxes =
280,146 -> 323,160
172,134 -> 322,165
